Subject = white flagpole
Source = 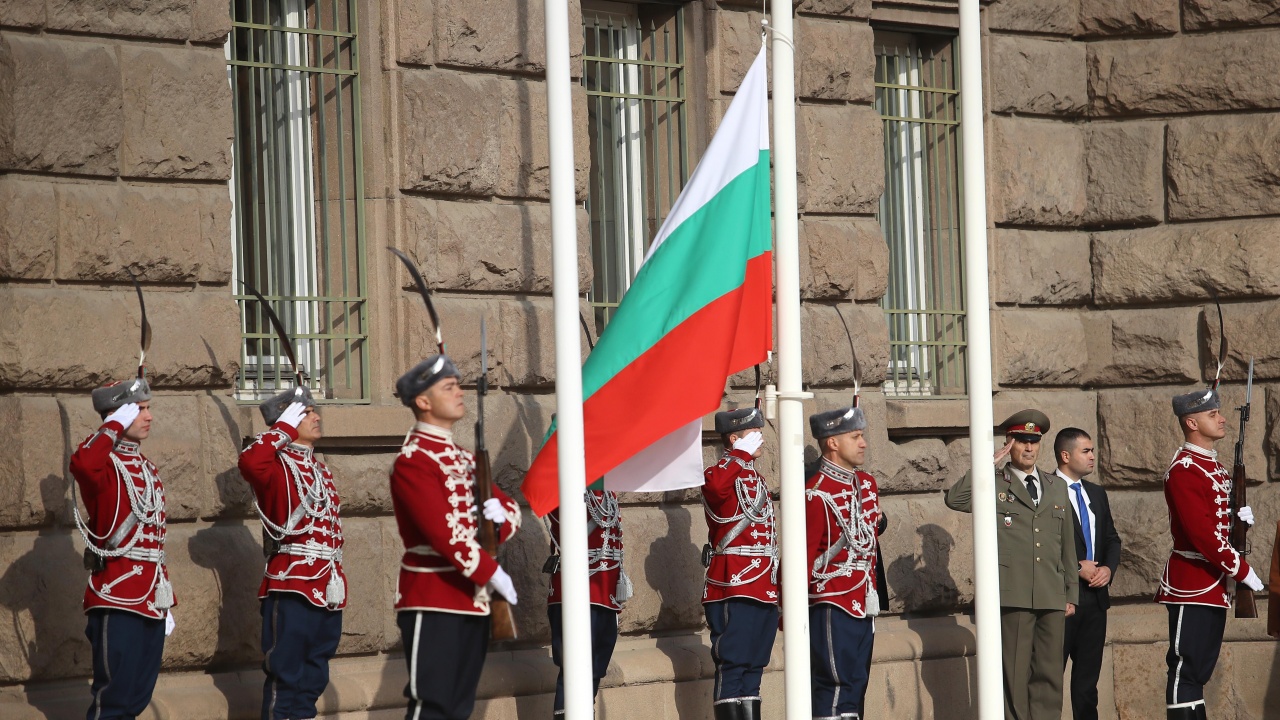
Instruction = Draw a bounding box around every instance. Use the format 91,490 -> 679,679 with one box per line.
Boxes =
767,6 -> 814,720
958,1 -> 1004,717
543,2 -> 593,718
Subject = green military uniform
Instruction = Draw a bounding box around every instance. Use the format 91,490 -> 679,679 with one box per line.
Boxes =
945,411 -> 1078,720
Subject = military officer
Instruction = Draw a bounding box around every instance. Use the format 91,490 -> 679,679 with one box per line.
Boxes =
390,353 -> 522,720
238,387 -> 346,720
1157,388 -> 1263,720
702,408 -> 778,720
544,483 -> 630,716
945,409 -> 1077,720
806,403 -> 884,720
71,377 -> 176,720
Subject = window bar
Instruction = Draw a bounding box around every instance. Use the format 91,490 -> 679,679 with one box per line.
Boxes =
349,0 -> 369,400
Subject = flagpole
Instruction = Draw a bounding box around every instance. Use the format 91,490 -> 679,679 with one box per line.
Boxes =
958,1 -> 1004,718
543,2 -> 593,718
766,6 -> 814,720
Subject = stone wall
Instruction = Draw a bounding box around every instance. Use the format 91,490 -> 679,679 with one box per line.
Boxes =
3,0 -> 1280,719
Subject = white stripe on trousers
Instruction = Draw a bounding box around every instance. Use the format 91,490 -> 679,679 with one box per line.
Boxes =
825,608 -> 840,718
1171,605 -> 1184,707
410,612 -> 424,720
90,612 -> 111,720
265,600 -> 281,720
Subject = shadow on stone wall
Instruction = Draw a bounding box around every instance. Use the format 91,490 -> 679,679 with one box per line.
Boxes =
1266,636 -> 1280,718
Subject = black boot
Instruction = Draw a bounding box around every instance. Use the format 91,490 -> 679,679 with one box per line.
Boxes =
714,699 -> 745,720
1194,702 -> 1208,720
1166,704 -> 1199,720
741,698 -> 761,720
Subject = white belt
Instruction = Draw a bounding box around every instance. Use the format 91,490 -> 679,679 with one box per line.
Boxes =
123,548 -> 165,563
281,543 -> 343,562
406,545 -> 439,557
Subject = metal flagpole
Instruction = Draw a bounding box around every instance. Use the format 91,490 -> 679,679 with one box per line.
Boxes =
766,4 -> 814,719
543,1 -> 593,717
958,2 -> 1004,717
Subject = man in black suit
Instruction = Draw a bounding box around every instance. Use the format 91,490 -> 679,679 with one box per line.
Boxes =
1054,428 -> 1122,720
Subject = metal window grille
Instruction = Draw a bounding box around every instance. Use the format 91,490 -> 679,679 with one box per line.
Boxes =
583,3 -> 689,331
228,0 -> 369,403
875,31 -> 967,398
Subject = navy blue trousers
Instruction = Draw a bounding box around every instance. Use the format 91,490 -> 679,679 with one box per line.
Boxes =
810,604 -> 874,720
260,593 -> 343,720
549,604 -> 620,713
398,610 -> 490,720
85,609 -> 165,720
1165,603 -> 1226,709
705,598 -> 779,702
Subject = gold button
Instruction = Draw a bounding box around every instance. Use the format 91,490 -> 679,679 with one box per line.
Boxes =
1035,528 -> 1040,533
1036,543 -> 1041,547
1036,557 -> 1041,562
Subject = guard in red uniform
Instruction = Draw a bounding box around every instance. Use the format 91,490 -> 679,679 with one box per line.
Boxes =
239,386 -> 346,720
1157,387 -> 1263,720
702,407 -> 777,720
390,353 -> 521,720
71,377 -> 175,720
806,404 -> 883,720
544,485 -> 629,716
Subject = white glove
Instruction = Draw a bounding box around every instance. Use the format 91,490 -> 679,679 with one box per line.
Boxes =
277,402 -> 308,429
1237,505 -> 1255,526
105,403 -> 141,430
487,566 -> 519,605
732,431 -> 765,456
483,497 -> 507,525
1243,567 -> 1264,592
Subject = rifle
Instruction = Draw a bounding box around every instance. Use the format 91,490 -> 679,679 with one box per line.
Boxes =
1230,357 -> 1256,619
474,317 -> 518,640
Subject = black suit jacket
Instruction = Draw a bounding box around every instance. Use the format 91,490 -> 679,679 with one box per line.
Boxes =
1062,474 -> 1122,609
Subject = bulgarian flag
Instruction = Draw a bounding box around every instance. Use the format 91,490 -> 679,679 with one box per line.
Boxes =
521,48 -> 773,516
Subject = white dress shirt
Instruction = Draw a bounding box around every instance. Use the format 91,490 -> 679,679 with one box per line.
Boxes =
1057,469 -> 1096,561
1009,466 -> 1041,506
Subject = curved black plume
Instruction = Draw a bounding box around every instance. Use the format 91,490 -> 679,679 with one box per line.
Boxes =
126,268 -> 152,379
388,247 -> 443,353
833,305 -> 862,407
1209,288 -> 1228,389
241,281 -> 301,386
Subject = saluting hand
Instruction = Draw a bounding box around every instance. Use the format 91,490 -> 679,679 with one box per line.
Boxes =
732,430 -> 765,456
277,402 -> 309,429
993,439 -> 1014,464
105,403 -> 141,431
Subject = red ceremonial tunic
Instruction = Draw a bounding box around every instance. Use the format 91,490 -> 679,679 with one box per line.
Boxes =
805,460 -> 882,618
546,490 -> 628,611
69,421 -> 176,619
702,449 -> 779,605
1156,443 -> 1252,608
238,423 -> 347,609
391,422 -> 520,615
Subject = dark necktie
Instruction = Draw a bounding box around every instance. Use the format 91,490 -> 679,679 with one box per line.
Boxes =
1025,474 -> 1038,504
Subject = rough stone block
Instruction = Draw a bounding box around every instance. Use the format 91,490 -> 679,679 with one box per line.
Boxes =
0,0 -> 43,27
1184,0 -> 1280,30
879,494 -> 974,613
797,104 -> 882,214
993,389 -> 1099,444
1092,219 -> 1280,306
796,17 -> 873,103
0,528 -> 98,681
46,0 -> 192,40
794,0 -> 872,18
717,8 -> 768,95
1167,115 -> 1280,221
1083,308 -> 1201,387
993,229 -> 1092,306
0,176 -> 55,280
1105,489 -> 1169,600
320,451 -> 396,516
1089,33 -> 1280,116
399,294 -> 498,383
55,182 -> 232,283
1267,384 -> 1280,480
986,0 -> 1079,34
190,0 -> 233,44
617,504 -> 706,634
497,80 -> 590,200
332,517 -> 396,655
400,69 -> 503,196
1203,300 -> 1280,383
993,309 -> 1087,386
435,0 -> 547,73
120,45 -> 231,180
413,199 -> 590,294
802,303 -> 889,389
497,297 -> 559,388
1082,122 -> 1162,225
0,397 -> 66,530
0,288 -> 240,391
799,217 -> 888,301
447,391 -> 555,497
0,34 -> 121,176
1078,0 -> 1178,35
396,0 -> 434,66
198,393 -> 255,519
989,36 -> 1087,116
991,117 -> 1086,227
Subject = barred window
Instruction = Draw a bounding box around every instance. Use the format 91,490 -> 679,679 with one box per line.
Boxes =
875,30 -> 967,398
228,0 -> 369,403
583,1 -> 689,331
